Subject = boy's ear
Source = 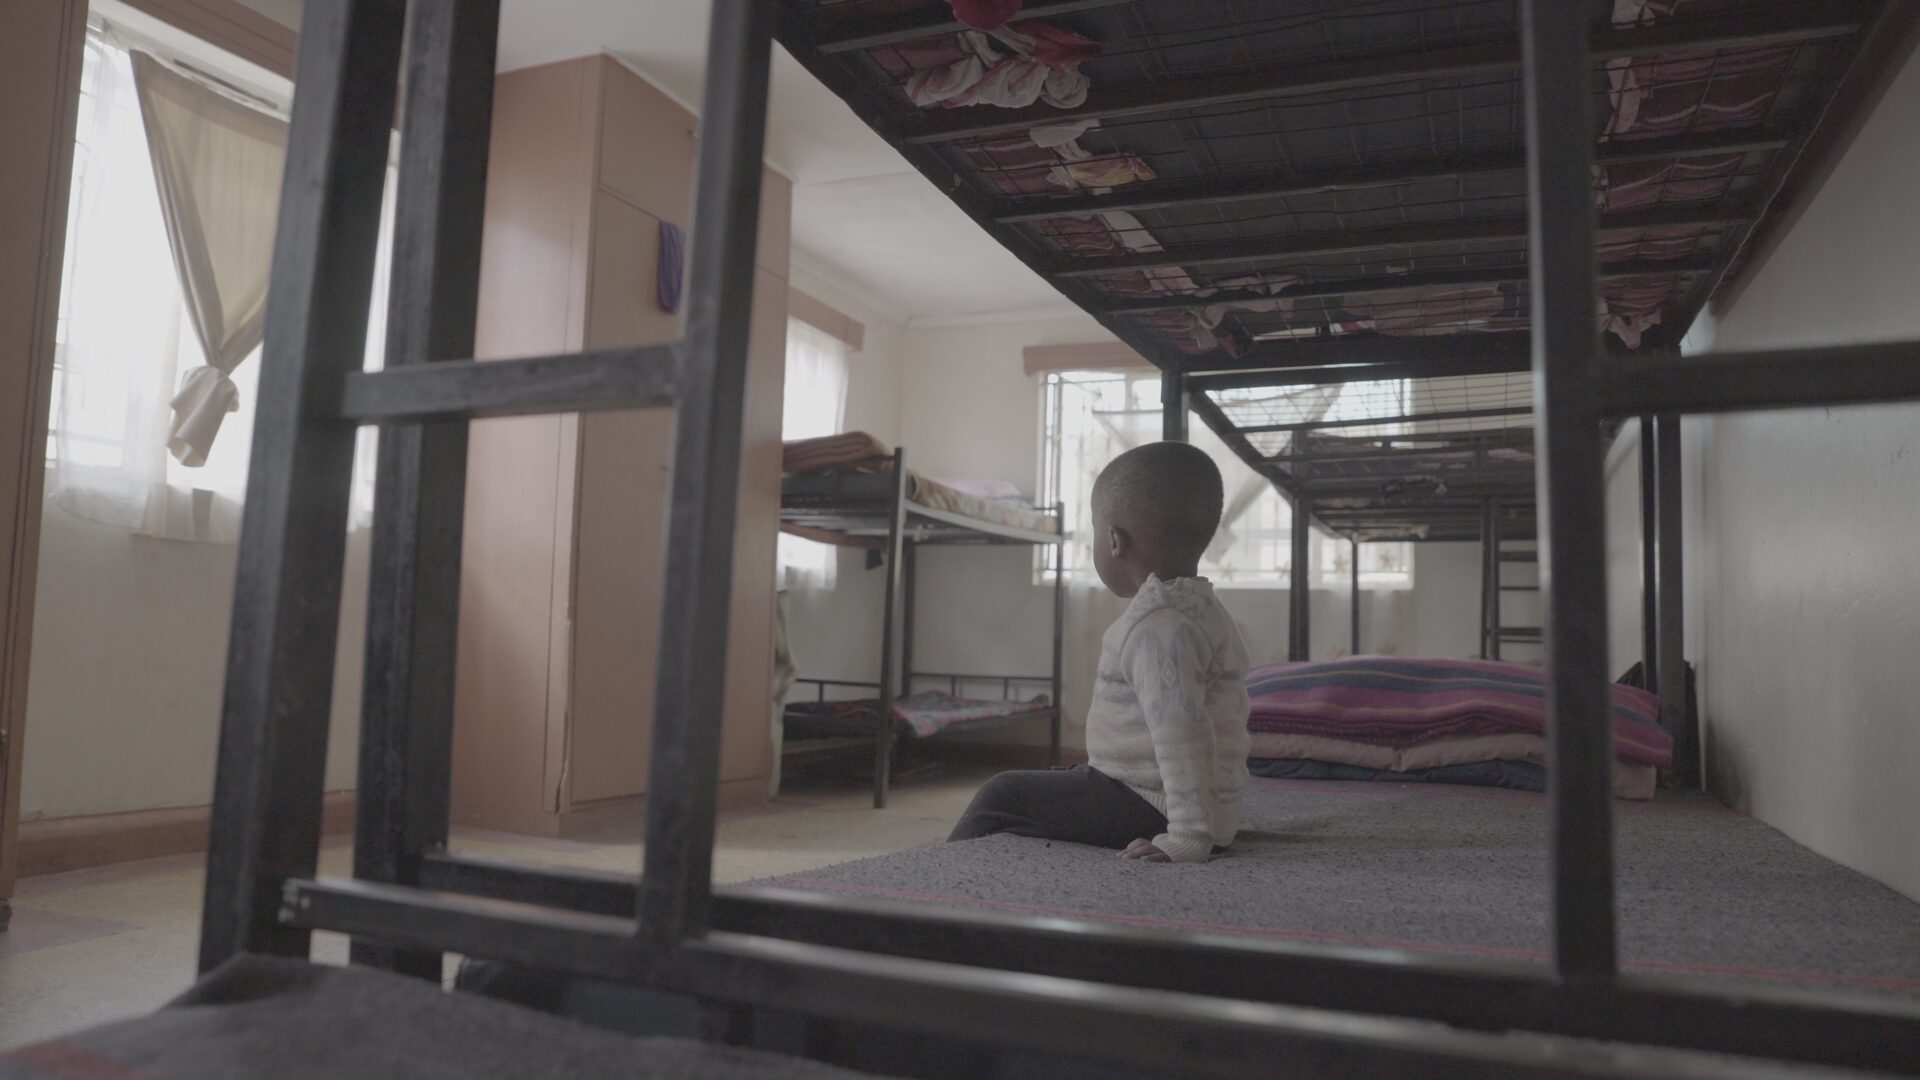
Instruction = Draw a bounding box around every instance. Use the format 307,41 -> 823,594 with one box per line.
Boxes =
1107,524 -> 1129,557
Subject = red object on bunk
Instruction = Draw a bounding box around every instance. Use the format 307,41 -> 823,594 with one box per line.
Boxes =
951,0 -> 1023,31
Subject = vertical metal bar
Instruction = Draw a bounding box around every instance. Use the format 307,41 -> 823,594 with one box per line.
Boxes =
1289,496 -> 1310,661
1050,510 -> 1065,765
1655,415 -> 1691,786
873,449 -> 909,809
1479,499 -> 1495,659
1350,538 -> 1361,656
901,537 -> 916,692
1161,366 -> 1188,441
1521,0 -> 1618,983
1639,417 -> 1659,692
350,0 -> 499,979
637,0 -> 774,946
1482,499 -> 1497,661
198,0 -> 406,974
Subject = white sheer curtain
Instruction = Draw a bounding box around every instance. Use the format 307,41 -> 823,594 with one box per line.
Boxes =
778,317 -> 850,587
48,31 -> 385,543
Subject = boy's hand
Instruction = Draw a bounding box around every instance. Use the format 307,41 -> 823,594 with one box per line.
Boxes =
1119,838 -> 1170,862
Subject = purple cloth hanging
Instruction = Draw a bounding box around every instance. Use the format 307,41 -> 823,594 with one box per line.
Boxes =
658,220 -> 686,313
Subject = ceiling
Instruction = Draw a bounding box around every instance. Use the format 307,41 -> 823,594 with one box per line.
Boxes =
237,0 -> 1068,323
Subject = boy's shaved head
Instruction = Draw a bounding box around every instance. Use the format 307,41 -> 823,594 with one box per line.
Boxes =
1092,441 -> 1225,562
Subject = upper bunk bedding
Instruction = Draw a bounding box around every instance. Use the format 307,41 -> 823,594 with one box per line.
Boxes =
773,0 -> 1886,541
781,432 -> 1062,542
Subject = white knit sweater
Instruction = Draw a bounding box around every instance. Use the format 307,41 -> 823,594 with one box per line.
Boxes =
1085,576 -> 1251,863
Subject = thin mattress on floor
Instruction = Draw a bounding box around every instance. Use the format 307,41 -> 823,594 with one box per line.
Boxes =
0,956 -> 886,1080
758,779 -> 1920,997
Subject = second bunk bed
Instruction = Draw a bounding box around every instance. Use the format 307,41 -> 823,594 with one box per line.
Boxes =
778,432 -> 1066,806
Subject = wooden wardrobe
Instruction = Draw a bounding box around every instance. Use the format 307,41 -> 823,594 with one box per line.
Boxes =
451,55 -> 789,836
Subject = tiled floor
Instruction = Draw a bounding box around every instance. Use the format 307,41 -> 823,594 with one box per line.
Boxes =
0,766 -> 989,1050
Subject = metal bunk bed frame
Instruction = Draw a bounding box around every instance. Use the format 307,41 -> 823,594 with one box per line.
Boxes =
778,446 -> 1066,807
200,0 -> 1920,1075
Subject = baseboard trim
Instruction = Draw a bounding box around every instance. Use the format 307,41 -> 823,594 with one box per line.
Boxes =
921,743 -> 1089,770
18,791 -> 356,879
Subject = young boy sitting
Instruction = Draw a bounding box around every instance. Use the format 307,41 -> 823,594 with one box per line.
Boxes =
948,442 -> 1251,863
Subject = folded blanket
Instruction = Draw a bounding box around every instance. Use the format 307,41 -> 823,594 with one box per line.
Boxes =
1246,740 -> 1658,800
782,431 -> 891,475
1247,757 -> 1656,799
1247,657 -> 1671,768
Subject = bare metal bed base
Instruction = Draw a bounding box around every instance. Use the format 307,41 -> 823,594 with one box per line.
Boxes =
201,1 -> 1920,1076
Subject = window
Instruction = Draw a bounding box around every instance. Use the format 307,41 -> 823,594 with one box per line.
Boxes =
776,317 -> 850,587
1040,369 -> 1413,590
47,28 -> 390,542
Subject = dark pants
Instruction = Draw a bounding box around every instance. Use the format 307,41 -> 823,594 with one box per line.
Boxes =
947,765 -> 1168,850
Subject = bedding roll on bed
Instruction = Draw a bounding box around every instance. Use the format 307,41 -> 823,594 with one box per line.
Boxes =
1243,657 -> 1671,799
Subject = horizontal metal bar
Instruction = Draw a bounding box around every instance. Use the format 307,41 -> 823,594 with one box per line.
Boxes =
1243,405 -> 1533,437
901,10 -> 1859,144
338,344 -> 680,421
1598,341 -> 1920,415
1046,207 -> 1737,278
405,856 -> 1920,1075
1186,340 -> 1536,390
1594,8 -> 1861,58
815,0 -> 1138,54
290,876 -> 1902,1079
1288,441 -> 1536,467
999,134 -> 1790,225
1102,259 -> 1714,319
906,671 -> 1053,683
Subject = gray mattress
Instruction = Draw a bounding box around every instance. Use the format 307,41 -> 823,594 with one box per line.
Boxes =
0,955 -> 884,1080
762,778 -> 1920,997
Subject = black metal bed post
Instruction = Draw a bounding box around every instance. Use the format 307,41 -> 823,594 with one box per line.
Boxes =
197,0 -> 405,975
1521,0 -> 1618,983
1349,538 -> 1360,656
872,448 -> 910,808
1050,506 -> 1065,765
1482,499 -> 1497,661
1161,366 -> 1187,441
1479,498 -> 1495,659
636,0 -> 774,946
1654,415 -> 1690,786
351,0 -> 499,979
1639,417 -> 1659,692
1288,495 -> 1310,661
901,536 -> 917,701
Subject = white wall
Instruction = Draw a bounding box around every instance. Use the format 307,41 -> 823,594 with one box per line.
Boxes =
1600,43 -> 1920,900
20,504 -> 366,821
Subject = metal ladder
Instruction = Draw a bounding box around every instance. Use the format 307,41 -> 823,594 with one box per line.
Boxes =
1478,500 -> 1540,661
197,0 -> 772,973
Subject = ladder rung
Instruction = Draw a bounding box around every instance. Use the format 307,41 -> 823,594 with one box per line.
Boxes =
340,344 -> 680,422
1499,585 -> 1540,591
1499,627 -> 1543,639
1497,551 -> 1538,562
